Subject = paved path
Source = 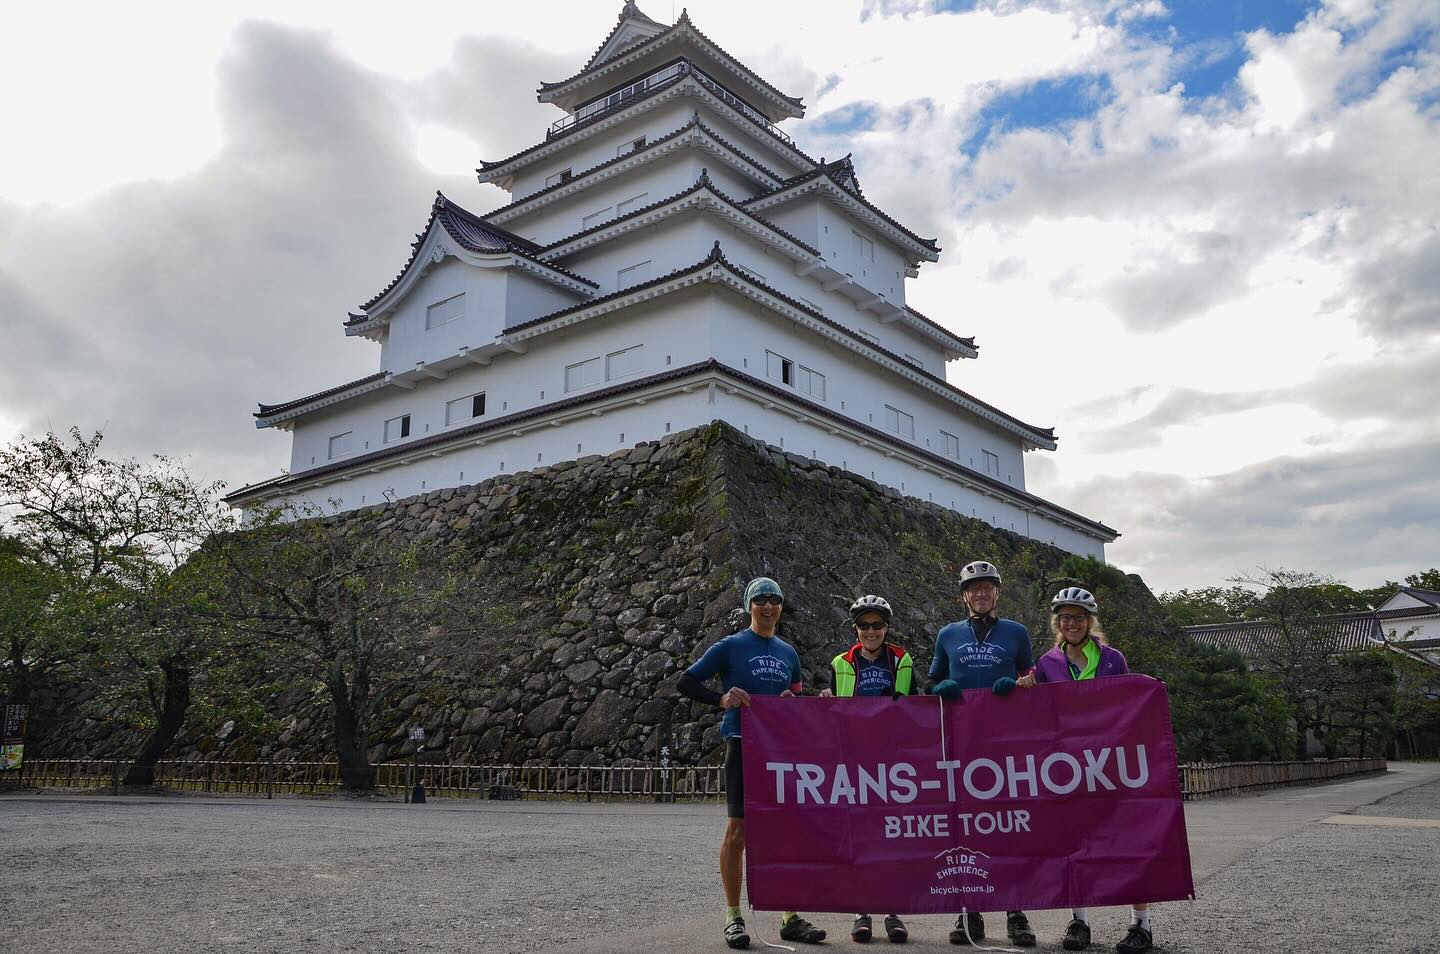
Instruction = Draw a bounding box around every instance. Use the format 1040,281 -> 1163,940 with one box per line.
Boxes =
2,762 -> 1437,954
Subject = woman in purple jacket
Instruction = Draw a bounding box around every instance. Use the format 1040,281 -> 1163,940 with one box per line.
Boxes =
1035,587 -> 1153,954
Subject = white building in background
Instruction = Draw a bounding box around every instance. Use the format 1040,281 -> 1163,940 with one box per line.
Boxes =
225,2 -> 1118,558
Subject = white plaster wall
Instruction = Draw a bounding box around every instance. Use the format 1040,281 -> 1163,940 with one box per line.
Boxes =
288,292 -> 718,474
702,295 -> 1028,491
503,271 -> 580,326
274,375 -> 1100,558
506,158 -> 703,247
511,89 -> 805,199
815,204 -> 911,303
378,260 -> 506,373
548,208 -> 946,372
273,388 -> 719,515
1382,617 -> 1440,642
514,100 -> 698,198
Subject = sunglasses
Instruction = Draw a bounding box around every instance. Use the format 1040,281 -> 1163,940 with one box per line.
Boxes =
854,621 -> 888,631
1056,613 -> 1089,624
750,595 -> 784,606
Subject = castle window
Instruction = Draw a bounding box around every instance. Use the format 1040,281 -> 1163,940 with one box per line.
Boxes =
766,351 -> 793,386
607,345 -> 643,380
425,293 -> 465,330
616,136 -> 646,157
884,405 -> 914,439
384,414 -> 411,443
983,450 -> 1000,477
618,260 -> 651,289
858,330 -> 879,345
617,192 -> 649,215
735,264 -> 766,284
796,364 -> 825,400
566,356 -> 602,391
545,168 -> 573,187
941,430 -> 960,459
903,353 -> 925,370
582,206 -> 613,229
853,230 -> 875,262
446,391 -> 486,425
327,432 -> 353,460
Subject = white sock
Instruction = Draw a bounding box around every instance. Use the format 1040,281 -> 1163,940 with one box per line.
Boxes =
1131,909 -> 1151,930
1071,908 -> 1089,924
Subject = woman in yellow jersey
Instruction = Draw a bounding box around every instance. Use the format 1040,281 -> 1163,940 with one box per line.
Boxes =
821,594 -> 916,943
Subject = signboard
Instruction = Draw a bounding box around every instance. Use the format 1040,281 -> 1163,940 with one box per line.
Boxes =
2,702 -> 28,771
741,676 -> 1194,913
408,726 -> 426,742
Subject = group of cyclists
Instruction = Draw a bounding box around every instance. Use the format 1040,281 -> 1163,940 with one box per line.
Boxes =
678,561 -> 1155,953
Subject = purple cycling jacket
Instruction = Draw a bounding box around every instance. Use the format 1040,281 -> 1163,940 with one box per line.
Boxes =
1034,642 -> 1130,683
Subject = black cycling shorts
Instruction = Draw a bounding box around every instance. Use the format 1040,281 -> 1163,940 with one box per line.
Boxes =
725,738 -> 744,818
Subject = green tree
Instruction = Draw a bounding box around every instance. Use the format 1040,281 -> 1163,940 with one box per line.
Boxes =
1325,652 -> 1397,757
201,504 -> 497,790
1166,643 -> 1292,761
1158,585 -> 1261,626
0,428 -> 234,784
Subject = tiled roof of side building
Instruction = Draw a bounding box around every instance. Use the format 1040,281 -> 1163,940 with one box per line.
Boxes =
540,12 -> 804,110
481,117 -> 785,221
1377,605 -> 1440,621
746,159 -> 941,253
1186,612 -> 1385,660
351,194 -> 595,317
256,372 -> 388,418
505,242 -> 1056,445
540,174 -> 820,257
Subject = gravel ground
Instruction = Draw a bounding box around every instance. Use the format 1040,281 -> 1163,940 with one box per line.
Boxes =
3,766 -> 1439,954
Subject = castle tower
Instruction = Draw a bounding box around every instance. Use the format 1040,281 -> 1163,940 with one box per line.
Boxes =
226,3 -> 1116,557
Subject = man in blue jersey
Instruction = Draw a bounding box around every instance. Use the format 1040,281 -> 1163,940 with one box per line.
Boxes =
928,560 -> 1038,948
678,577 -> 827,950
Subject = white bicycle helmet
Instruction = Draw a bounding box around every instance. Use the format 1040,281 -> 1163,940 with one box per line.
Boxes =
849,594 -> 893,621
1051,587 -> 1099,615
960,561 -> 1003,590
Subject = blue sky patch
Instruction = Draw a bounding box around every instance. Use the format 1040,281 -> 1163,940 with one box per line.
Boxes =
962,73 -> 1111,155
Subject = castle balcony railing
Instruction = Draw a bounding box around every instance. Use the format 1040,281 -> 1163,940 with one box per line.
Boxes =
547,59 -> 795,149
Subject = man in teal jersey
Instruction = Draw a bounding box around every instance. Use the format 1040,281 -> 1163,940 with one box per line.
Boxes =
678,577 -> 826,950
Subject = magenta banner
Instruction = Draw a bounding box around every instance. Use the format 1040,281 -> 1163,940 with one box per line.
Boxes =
741,676 -> 1194,913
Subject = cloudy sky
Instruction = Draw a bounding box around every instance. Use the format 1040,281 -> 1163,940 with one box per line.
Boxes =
2,0 -> 1436,594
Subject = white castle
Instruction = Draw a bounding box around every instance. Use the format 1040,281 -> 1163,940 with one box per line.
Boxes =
225,2 -> 1116,558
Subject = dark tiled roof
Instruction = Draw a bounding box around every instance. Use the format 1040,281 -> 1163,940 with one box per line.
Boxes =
1377,605 -> 1440,621
257,372 -> 388,418
504,242 -> 1056,445
1186,613 -> 1384,662
227,358 -> 1109,538
903,304 -> 977,353
481,117 -> 784,221
352,194 -> 595,318
540,12 -> 804,111
540,175 -> 819,257
746,159 -> 941,253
